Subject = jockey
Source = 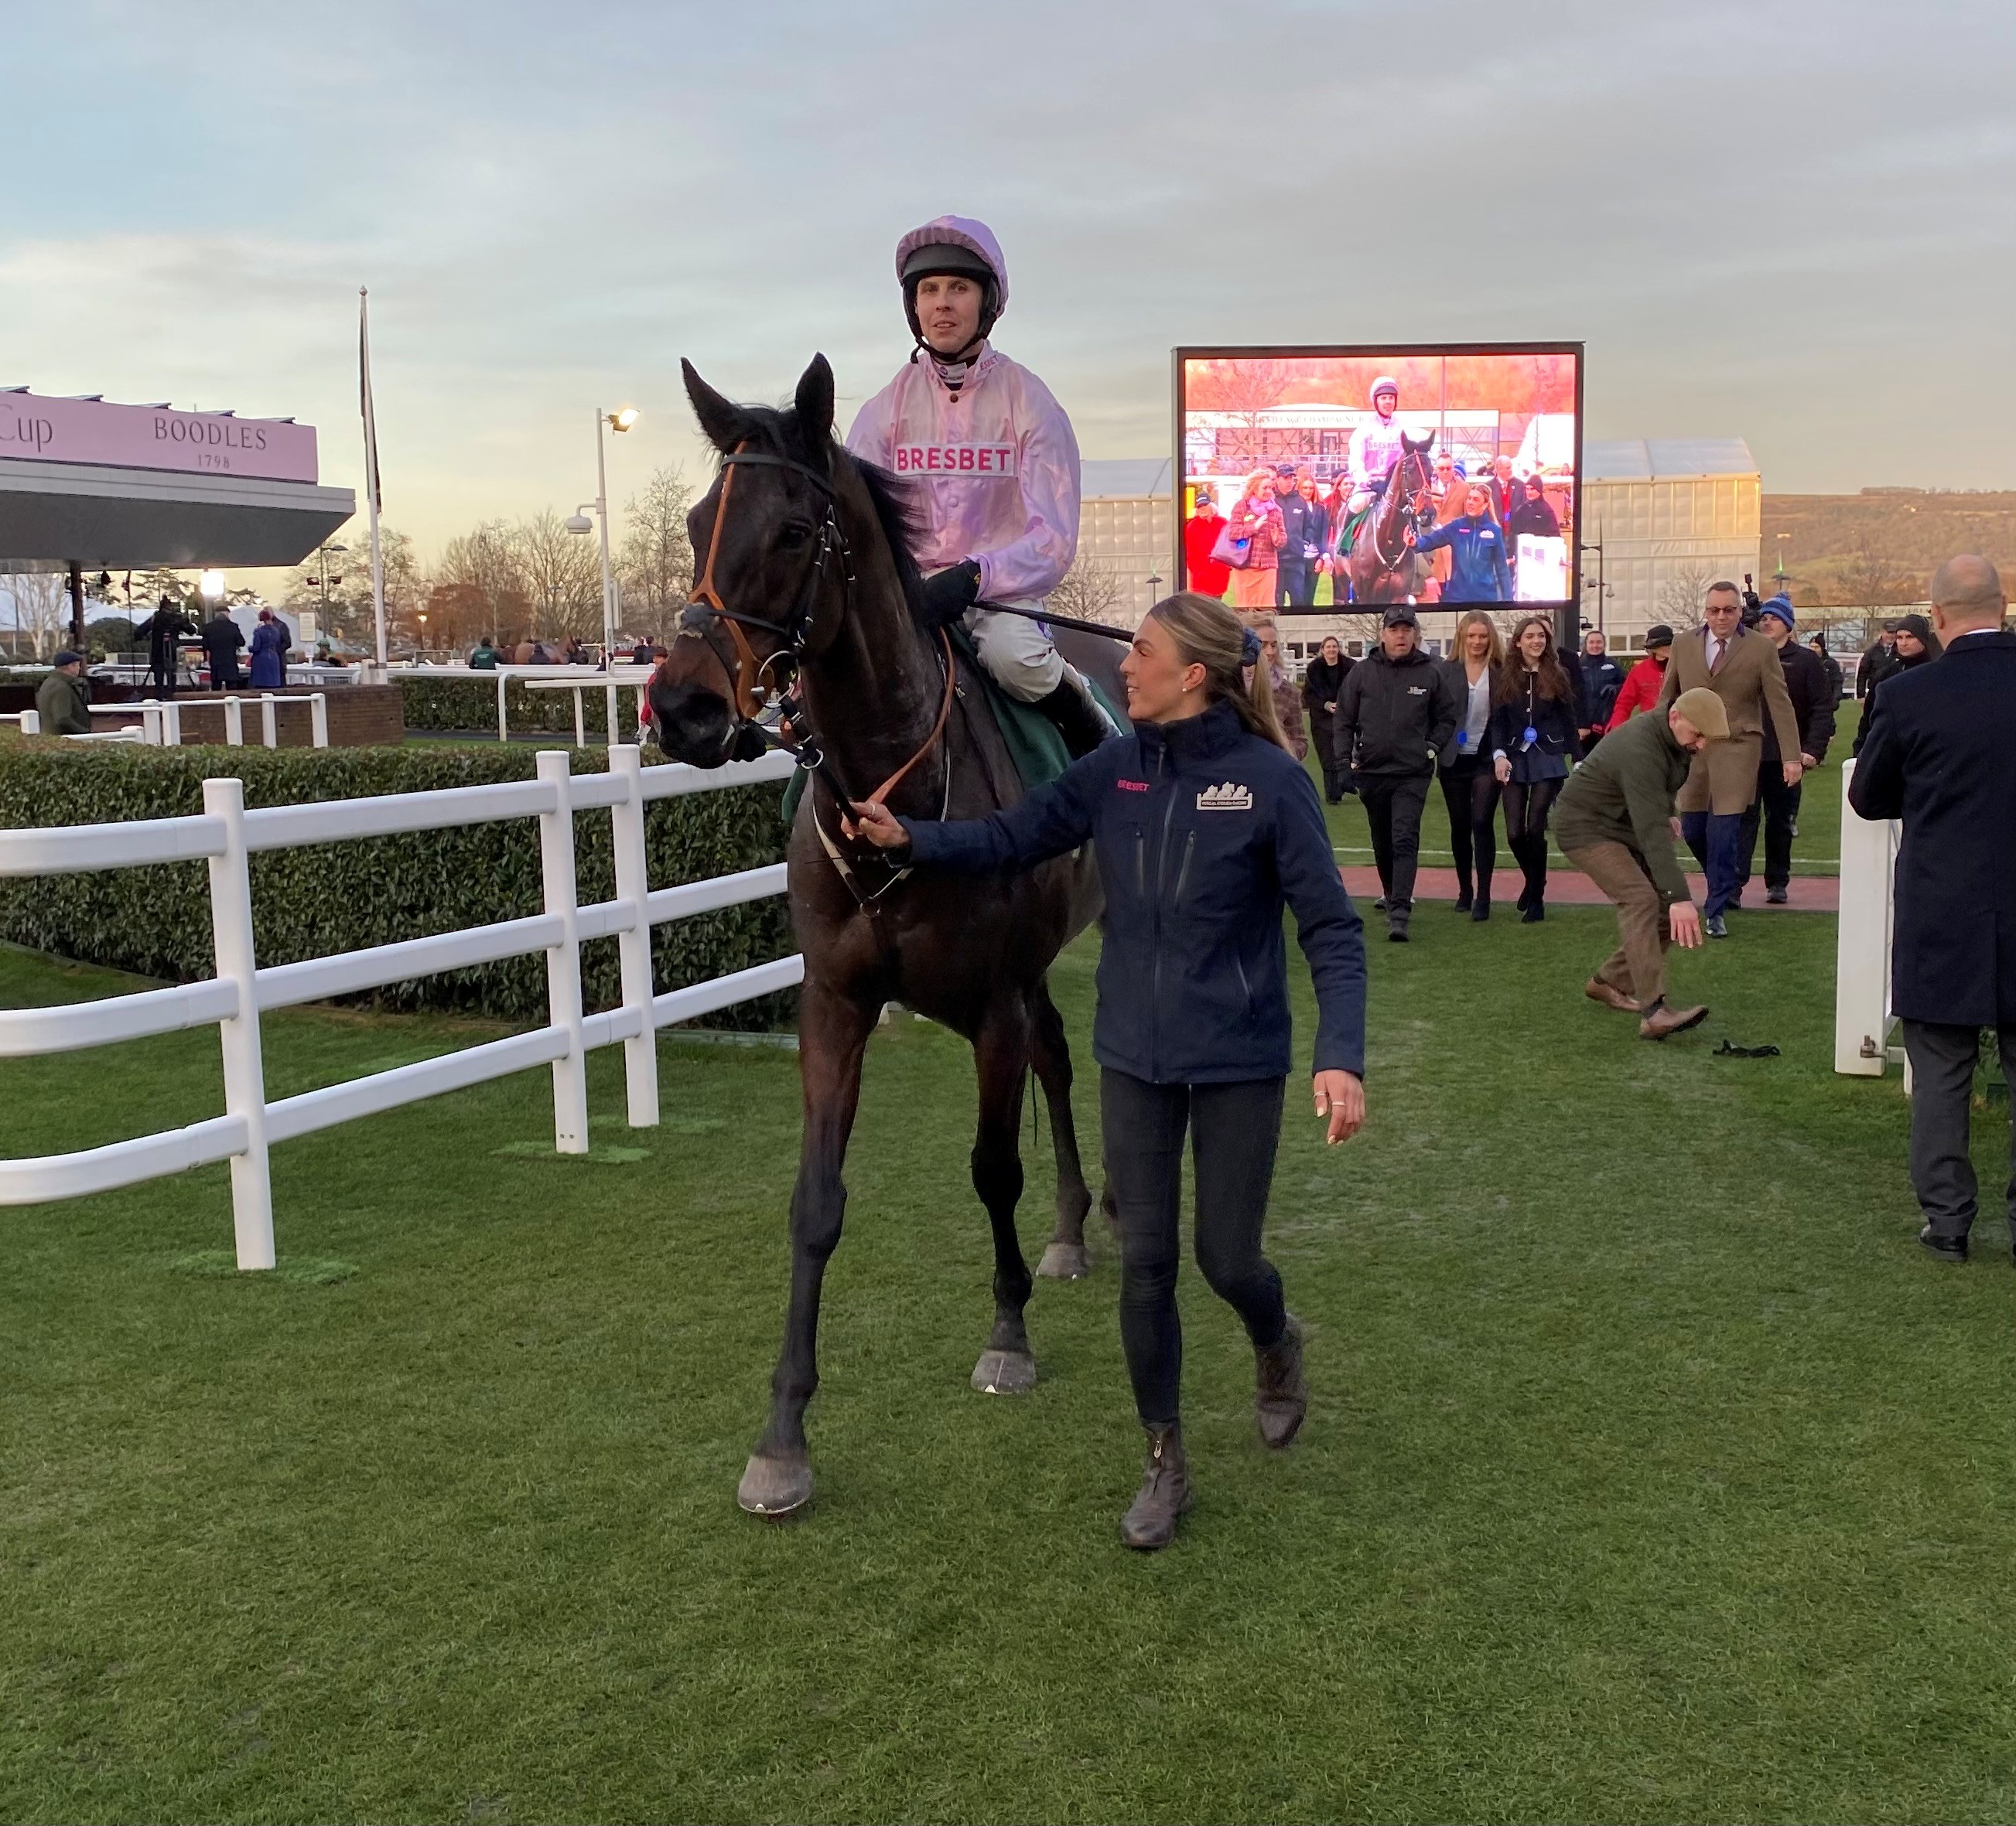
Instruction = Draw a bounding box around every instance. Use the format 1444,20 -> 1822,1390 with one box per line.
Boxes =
847,214 -> 1116,756
1345,376 -> 1408,515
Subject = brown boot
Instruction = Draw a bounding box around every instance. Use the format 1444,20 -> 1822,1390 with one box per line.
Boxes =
1255,1312 -> 1307,1449
1585,977 -> 1642,1013
1119,1423 -> 1192,1551
1639,1001 -> 1708,1040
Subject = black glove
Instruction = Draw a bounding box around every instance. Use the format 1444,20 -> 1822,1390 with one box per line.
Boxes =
921,559 -> 982,629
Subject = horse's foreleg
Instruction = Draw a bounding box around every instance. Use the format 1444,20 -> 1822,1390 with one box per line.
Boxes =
737,979 -> 875,1518
1030,984 -> 1094,1281
969,997 -> 1037,1394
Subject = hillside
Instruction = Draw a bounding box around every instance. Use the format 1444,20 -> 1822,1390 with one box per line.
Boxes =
1760,490 -> 2016,606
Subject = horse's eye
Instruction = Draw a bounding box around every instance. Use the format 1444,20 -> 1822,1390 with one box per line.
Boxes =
779,522 -> 812,550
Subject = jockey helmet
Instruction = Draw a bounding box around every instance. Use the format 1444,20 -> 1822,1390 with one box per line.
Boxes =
897,216 -> 1006,357
1369,375 -> 1399,407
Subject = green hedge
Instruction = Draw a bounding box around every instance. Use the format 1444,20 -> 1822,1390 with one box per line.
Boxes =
0,743 -> 793,1028
400,675 -> 643,739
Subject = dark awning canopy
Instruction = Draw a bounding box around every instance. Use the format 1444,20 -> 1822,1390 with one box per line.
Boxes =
0,457 -> 355,569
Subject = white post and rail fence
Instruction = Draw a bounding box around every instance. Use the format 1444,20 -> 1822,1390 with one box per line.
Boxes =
1833,758 -> 1905,1081
0,745 -> 801,1269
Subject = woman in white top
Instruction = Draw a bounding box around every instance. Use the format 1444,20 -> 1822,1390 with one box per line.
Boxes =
1437,610 -> 1505,920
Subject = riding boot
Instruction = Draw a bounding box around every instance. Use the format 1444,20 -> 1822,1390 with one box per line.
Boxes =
1119,1422 -> 1192,1551
1255,1313 -> 1307,1449
1035,669 -> 1117,759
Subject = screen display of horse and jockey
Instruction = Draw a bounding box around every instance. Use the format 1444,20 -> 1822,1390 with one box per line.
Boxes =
1174,343 -> 1584,613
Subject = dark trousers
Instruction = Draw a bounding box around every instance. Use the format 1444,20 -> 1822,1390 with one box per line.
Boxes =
1679,810 -> 1744,917
1309,711 -> 1347,800
1901,1021 -> 2016,1247
1738,764 -> 1802,893
1275,558 -> 1314,609
149,655 -> 178,698
1359,771 -> 1432,910
1502,777 -> 1563,907
1438,755 -> 1500,902
1101,1068 -> 1289,1427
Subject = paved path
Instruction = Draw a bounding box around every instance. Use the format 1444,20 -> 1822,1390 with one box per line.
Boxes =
1342,865 -> 1840,913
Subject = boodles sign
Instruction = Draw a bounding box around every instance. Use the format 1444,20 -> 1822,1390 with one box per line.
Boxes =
0,391 -> 319,483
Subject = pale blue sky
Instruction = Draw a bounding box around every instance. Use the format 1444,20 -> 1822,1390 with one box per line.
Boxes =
6,0 -> 2012,561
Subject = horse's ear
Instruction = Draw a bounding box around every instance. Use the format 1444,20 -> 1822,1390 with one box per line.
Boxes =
794,353 -> 835,449
682,359 -> 750,453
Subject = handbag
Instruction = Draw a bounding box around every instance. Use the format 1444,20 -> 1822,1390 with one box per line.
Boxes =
1209,521 -> 1252,569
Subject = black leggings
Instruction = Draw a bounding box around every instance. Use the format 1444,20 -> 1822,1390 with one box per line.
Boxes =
1438,756 -> 1501,899
1501,778 -> 1562,900
1101,1068 -> 1288,1427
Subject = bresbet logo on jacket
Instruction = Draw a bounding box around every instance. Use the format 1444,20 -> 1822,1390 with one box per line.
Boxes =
890,442 -> 1017,477
1196,781 -> 1253,811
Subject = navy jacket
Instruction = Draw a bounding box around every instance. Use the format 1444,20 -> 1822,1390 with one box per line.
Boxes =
1276,490 -> 1327,566
1488,667 -> 1583,766
1412,515 -> 1511,602
1847,630 -> 2016,1026
1577,651 -> 1625,728
903,699 -> 1367,1084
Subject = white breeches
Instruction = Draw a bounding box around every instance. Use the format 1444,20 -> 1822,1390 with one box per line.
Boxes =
965,599 -> 1064,702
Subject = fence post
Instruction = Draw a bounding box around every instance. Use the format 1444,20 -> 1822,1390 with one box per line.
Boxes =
163,701 -> 182,746
203,776 -> 276,1269
138,700 -> 159,745
1833,758 -> 1895,1077
605,681 -> 620,748
608,743 -> 660,1128
572,688 -> 586,749
309,692 -> 329,748
259,695 -> 278,749
535,750 -> 590,1152
17,708 -> 38,736
223,696 -> 243,746
497,671 -> 509,742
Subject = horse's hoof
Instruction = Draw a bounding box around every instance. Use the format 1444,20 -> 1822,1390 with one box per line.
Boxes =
737,1452 -> 813,1518
1036,1241 -> 1091,1280
972,1349 -> 1039,1394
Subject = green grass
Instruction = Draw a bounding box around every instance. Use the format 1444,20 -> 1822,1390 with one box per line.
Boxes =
1311,700 -> 1861,879
2,896 -> 2010,1824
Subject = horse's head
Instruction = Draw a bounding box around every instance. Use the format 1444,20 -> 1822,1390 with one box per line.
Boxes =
1398,431 -> 1437,505
648,354 -> 848,766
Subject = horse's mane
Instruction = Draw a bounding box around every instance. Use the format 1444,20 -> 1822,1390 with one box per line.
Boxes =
722,402 -> 928,629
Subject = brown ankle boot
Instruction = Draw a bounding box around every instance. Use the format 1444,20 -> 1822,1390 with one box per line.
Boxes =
1119,1422 -> 1192,1551
1255,1313 -> 1307,1448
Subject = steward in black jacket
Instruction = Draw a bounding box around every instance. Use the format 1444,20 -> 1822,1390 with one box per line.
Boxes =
1334,619 -> 1459,938
1300,649 -> 1353,804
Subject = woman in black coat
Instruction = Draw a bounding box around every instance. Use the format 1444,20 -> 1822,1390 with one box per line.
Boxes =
1300,635 -> 1355,803
1852,613 -> 1940,756
1488,615 -> 1581,921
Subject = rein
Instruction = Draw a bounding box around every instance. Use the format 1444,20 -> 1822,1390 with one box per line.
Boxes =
1370,449 -> 1433,572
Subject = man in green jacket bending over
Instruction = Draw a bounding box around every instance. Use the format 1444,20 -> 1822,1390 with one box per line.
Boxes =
1555,686 -> 1729,1041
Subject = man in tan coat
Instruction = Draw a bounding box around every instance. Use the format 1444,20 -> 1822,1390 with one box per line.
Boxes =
1655,581 -> 1802,937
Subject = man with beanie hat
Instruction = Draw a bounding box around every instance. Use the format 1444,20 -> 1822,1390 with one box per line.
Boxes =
1738,595 -> 1836,903
847,215 -> 1116,757
1556,687 -> 1729,1039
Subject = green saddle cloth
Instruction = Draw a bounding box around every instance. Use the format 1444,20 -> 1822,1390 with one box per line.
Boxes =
779,623 -> 1127,824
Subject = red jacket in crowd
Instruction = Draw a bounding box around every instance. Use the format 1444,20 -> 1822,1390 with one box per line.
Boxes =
1606,654 -> 1669,729
1184,509 -> 1231,597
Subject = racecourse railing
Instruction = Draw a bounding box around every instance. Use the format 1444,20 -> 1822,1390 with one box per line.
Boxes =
1833,758 -> 1902,1077
0,744 -> 801,1268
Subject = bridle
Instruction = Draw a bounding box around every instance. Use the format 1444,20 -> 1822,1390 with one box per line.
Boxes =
675,441 -> 956,810
1372,445 -> 1435,572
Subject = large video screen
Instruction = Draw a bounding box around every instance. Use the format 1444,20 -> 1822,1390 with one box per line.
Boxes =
1174,343 -> 1583,613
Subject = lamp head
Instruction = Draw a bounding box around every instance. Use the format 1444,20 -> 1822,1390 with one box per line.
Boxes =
565,514 -> 595,536
198,568 -> 226,602
609,407 -> 640,433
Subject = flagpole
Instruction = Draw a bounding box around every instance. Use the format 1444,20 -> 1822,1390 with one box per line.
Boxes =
359,287 -> 387,670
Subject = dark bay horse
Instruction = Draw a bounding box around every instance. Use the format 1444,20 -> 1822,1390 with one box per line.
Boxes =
1348,432 -> 1437,605
648,354 -> 1100,1517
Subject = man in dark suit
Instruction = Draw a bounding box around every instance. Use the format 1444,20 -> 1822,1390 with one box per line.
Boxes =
1738,596 -> 1836,904
1848,555 -> 2015,1265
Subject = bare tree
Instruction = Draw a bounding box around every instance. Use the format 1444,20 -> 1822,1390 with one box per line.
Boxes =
0,572 -> 73,659
617,464 -> 695,638
1657,561 -> 1718,630
1046,555 -> 1126,626
512,510 -> 604,641
436,520 -> 530,644
1836,535 -> 1917,609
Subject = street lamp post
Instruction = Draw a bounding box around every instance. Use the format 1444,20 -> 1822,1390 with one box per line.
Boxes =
569,405 -> 638,744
